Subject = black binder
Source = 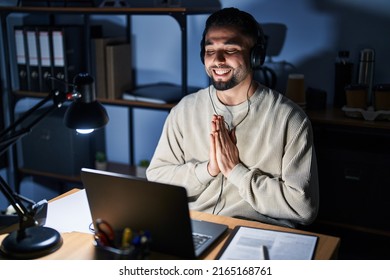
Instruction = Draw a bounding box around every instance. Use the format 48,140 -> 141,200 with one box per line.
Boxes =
50,26 -> 83,90
38,27 -> 53,93
14,27 -> 29,91
25,26 -> 41,92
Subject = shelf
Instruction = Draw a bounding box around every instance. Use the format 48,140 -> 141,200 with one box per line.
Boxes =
14,90 -> 176,110
98,98 -> 176,110
20,162 -> 139,183
0,6 -> 219,15
306,107 -> 390,130
19,167 -> 83,183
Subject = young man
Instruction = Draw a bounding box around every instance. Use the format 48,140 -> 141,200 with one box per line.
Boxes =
146,7 -> 319,228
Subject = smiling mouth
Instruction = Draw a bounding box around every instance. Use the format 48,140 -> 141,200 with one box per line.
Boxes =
213,68 -> 232,76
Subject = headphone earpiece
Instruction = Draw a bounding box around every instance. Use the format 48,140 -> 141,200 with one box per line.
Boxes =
250,42 -> 266,69
200,37 -> 205,64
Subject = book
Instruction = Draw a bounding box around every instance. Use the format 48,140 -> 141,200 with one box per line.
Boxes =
91,37 -> 126,99
105,42 -> 133,100
217,226 -> 318,260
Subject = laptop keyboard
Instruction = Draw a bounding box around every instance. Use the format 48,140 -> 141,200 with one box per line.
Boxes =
193,233 -> 212,249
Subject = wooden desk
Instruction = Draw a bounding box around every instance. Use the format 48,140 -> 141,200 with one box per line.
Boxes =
0,189 -> 340,260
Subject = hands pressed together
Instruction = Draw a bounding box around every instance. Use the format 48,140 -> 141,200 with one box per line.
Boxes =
208,115 -> 240,178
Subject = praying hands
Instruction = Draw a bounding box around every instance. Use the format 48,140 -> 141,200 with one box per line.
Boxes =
208,115 -> 240,178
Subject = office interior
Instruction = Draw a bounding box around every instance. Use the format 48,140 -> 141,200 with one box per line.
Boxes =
0,0 -> 389,260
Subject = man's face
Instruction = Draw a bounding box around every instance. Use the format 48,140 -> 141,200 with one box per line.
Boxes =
203,26 -> 253,91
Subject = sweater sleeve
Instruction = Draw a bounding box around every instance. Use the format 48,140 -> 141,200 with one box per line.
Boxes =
146,106 -> 215,198
228,117 -> 319,225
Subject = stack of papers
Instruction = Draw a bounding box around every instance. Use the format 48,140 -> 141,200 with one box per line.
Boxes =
218,226 -> 318,260
45,189 -> 92,234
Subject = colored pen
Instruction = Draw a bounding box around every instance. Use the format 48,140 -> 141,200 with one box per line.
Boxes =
121,227 -> 132,249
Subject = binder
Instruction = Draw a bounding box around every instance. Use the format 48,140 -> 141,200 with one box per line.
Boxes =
25,27 -> 41,92
91,37 -> 126,99
105,43 -> 133,100
51,28 -> 67,87
38,27 -> 53,93
14,27 -> 29,91
51,26 -> 83,90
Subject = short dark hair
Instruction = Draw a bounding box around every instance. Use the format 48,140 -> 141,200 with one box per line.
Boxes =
201,7 -> 264,49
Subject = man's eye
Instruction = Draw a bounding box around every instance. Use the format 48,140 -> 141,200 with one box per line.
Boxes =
226,49 -> 238,54
205,50 -> 215,55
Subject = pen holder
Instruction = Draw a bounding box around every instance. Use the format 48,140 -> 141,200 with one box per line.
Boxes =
94,229 -> 151,260
94,242 -> 149,260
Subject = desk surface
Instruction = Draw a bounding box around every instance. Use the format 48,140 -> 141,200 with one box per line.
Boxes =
0,189 -> 340,260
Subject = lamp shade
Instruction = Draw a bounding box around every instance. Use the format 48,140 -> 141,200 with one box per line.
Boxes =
64,101 -> 109,130
64,73 -> 109,130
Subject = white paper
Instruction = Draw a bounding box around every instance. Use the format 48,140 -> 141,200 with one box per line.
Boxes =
45,189 -> 93,234
122,93 -> 167,104
219,226 -> 317,260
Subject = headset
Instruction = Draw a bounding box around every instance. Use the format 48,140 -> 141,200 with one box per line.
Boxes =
249,27 -> 266,69
200,10 -> 266,69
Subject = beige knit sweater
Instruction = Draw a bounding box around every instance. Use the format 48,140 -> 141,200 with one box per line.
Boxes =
146,84 -> 319,228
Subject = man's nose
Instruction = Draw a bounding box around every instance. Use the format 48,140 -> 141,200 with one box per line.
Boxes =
214,50 -> 226,64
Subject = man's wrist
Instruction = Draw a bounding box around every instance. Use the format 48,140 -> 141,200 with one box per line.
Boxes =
207,162 -> 219,177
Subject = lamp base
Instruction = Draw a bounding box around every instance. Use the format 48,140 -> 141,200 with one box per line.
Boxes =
0,226 -> 63,259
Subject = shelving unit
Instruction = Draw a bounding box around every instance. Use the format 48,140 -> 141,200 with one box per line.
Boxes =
1,6 -> 217,97
305,107 -> 390,259
0,6 -> 218,188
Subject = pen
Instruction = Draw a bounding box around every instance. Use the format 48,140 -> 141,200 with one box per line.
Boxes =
121,227 -> 132,249
261,245 -> 269,260
95,219 -> 115,247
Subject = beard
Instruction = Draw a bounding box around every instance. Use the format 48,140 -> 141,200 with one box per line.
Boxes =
212,75 -> 239,91
208,65 -> 249,91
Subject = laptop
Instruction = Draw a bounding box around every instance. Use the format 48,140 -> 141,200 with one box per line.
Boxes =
80,168 -> 228,259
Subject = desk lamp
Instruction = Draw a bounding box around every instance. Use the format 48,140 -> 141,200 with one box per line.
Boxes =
0,73 -> 109,259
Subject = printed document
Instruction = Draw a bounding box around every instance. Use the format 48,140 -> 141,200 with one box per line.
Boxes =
219,226 -> 318,260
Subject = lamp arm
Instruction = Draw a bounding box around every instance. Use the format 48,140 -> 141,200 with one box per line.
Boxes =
0,90 -> 67,156
0,175 -> 35,229
0,92 -> 52,139
0,105 -> 58,157
0,89 -> 68,231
